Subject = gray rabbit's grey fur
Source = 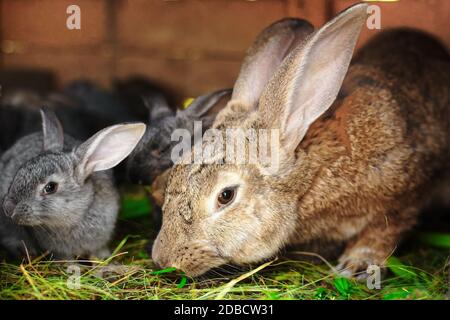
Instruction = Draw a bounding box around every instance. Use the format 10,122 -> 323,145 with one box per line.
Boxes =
0,110 -> 146,259
127,89 -> 231,185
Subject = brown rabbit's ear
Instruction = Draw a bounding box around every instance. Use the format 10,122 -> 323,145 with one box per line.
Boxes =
259,3 -> 368,153
40,108 -> 64,152
232,18 -> 314,112
181,88 -> 232,119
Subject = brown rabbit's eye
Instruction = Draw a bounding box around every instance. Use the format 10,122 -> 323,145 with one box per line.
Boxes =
43,182 -> 58,195
217,188 -> 236,207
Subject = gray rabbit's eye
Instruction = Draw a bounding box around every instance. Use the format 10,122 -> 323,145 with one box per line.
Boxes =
42,182 -> 58,195
150,150 -> 161,158
217,187 -> 237,208
151,144 -> 171,158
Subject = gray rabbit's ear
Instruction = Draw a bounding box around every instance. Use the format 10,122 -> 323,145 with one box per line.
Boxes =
181,88 -> 232,119
258,3 -> 368,153
40,108 -> 64,152
231,18 -> 314,113
74,123 -> 146,181
143,94 -> 173,123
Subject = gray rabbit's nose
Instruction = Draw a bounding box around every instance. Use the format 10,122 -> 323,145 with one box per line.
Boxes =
2,197 -> 17,218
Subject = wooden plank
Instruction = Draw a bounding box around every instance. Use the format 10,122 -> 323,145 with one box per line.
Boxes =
333,0 -> 450,49
1,0 -> 107,48
115,56 -> 241,98
3,52 -> 111,87
285,0 -> 330,27
116,0 -> 289,57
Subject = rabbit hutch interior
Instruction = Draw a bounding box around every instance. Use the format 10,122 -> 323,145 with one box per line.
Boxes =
0,0 -> 449,301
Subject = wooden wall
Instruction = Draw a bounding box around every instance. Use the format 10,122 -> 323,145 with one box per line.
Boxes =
0,0 -> 449,98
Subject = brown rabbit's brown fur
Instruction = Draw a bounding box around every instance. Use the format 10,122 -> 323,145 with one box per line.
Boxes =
291,30 -> 450,274
152,4 -> 450,277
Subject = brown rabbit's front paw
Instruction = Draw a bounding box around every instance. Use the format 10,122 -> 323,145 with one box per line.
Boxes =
336,247 -> 386,281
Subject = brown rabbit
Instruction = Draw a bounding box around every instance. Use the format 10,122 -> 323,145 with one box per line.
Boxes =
152,3 -> 450,278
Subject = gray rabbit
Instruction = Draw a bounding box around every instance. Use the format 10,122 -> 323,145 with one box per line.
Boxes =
126,88 -> 231,185
0,109 -> 146,259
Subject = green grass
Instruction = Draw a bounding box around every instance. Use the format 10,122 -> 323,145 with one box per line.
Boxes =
0,189 -> 449,300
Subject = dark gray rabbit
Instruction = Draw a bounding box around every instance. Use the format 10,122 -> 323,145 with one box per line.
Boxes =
126,88 -> 232,185
0,87 -> 113,150
0,109 -> 146,259
0,80 -> 151,150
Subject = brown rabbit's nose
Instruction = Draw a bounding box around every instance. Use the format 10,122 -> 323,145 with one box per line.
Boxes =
2,197 -> 17,217
153,258 -> 169,270
151,237 -> 171,269
152,253 -> 170,269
